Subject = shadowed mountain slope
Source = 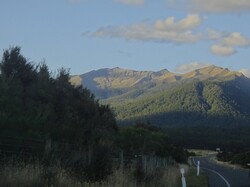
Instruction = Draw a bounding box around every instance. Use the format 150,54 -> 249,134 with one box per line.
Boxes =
70,66 -> 250,126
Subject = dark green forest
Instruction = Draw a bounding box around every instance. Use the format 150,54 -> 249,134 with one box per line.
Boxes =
0,46 -> 120,181
111,70 -> 250,152
115,80 -> 250,126
0,46 -> 117,145
0,47 -> 187,184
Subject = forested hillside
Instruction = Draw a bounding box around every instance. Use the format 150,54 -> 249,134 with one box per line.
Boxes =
71,66 -> 250,126
70,66 -> 250,151
114,79 -> 250,126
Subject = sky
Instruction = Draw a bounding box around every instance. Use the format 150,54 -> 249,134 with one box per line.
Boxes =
1,0 -> 250,77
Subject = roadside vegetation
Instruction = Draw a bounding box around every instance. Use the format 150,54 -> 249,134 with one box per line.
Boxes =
217,151 -> 250,168
0,155 -> 181,187
186,167 -> 209,187
0,46 -> 189,186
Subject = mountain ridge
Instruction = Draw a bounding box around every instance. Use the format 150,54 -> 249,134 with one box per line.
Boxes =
69,65 -> 250,126
71,65 -> 244,85
70,65 -> 244,99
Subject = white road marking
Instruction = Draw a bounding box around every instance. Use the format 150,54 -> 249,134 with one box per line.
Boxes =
192,158 -> 231,187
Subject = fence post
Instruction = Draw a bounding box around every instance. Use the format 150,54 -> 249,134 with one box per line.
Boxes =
120,150 -> 124,172
180,168 -> 187,187
197,161 -> 200,176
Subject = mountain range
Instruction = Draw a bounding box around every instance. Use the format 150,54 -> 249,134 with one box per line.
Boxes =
70,65 -> 250,126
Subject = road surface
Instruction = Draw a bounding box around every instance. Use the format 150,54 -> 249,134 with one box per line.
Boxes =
192,155 -> 250,187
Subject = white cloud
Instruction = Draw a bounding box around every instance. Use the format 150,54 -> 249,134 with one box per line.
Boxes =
90,14 -> 202,44
222,32 -> 250,47
175,62 -> 211,73
166,0 -> 250,13
208,31 -> 250,56
113,0 -> 144,5
238,68 -> 250,78
155,14 -> 201,31
210,44 -> 236,56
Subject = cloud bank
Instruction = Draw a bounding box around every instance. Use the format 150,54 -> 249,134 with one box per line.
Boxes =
90,14 -> 202,44
87,13 -> 250,57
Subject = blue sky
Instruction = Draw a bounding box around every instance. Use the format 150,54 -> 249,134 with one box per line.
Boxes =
1,0 -> 250,76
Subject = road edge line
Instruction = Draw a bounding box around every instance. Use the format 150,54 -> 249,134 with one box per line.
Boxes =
192,158 -> 231,187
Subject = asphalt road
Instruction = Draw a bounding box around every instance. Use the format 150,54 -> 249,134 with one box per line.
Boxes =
192,155 -> 250,187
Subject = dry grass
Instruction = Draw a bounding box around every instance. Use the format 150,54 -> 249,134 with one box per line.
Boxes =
188,149 -> 217,157
0,156 -> 181,187
0,161 -> 44,187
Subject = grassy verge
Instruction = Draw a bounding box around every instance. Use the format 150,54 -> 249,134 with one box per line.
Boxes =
186,167 -> 209,187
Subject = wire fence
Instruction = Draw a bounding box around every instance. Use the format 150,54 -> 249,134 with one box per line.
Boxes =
0,135 -> 177,173
0,135 -> 122,164
0,136 -> 44,155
